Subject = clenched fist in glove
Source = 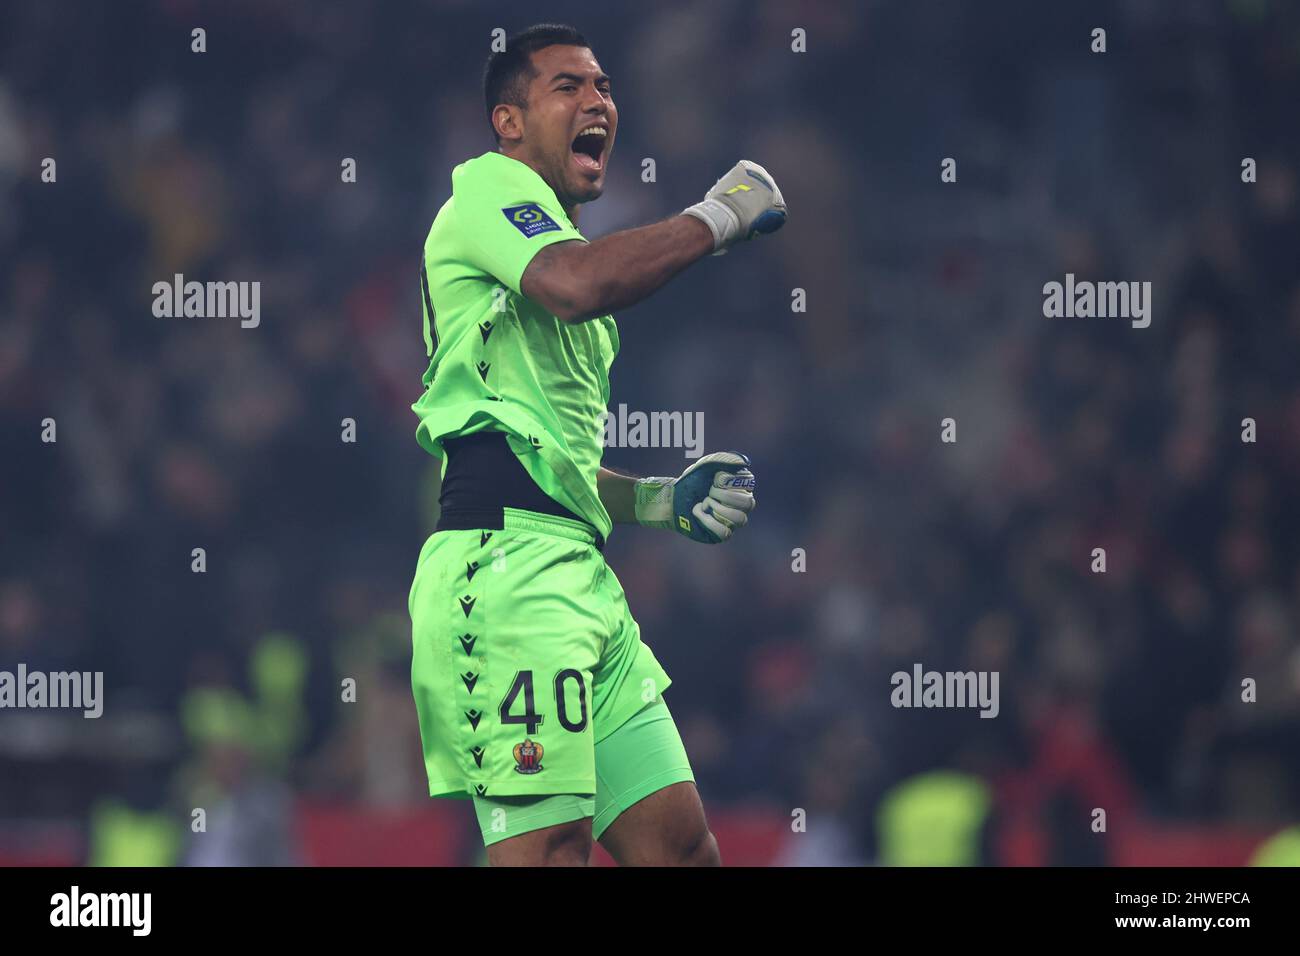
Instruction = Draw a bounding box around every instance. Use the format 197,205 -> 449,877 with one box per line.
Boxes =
634,452 -> 757,544
683,161 -> 787,254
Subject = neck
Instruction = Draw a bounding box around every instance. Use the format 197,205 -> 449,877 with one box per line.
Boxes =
498,146 -> 579,224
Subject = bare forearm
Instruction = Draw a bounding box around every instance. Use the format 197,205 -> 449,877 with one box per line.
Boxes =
597,466 -> 639,525
522,215 -> 714,323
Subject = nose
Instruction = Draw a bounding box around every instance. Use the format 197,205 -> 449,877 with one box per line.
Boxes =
580,84 -> 607,114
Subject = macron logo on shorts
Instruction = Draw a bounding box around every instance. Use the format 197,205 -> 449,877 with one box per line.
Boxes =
502,203 -> 561,238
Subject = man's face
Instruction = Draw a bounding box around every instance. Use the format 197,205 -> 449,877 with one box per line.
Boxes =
508,44 -> 617,207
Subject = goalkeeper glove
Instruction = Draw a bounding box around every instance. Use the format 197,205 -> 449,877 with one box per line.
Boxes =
683,160 -> 787,254
634,452 -> 756,544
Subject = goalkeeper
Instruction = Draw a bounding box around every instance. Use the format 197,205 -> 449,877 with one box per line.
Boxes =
409,23 -> 785,866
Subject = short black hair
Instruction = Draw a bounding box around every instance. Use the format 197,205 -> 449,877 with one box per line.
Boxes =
483,24 -> 590,139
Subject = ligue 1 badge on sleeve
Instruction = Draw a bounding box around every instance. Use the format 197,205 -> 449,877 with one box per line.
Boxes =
513,738 -> 544,774
502,203 -> 561,238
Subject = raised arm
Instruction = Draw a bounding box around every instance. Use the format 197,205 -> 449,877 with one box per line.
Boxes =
522,159 -> 787,323
522,215 -> 712,323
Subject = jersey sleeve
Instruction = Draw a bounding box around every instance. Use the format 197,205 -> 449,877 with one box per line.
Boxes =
451,155 -> 586,295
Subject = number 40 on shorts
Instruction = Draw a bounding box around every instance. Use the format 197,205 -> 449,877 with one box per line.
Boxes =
499,669 -> 589,734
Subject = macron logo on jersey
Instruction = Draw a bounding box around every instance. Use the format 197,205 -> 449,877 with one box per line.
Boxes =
502,203 -> 561,238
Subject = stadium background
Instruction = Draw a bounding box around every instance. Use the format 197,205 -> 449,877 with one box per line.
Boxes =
2,0 -> 1299,866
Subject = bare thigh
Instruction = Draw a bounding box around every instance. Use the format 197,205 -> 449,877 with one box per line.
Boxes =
597,781 -> 720,866
486,818 -> 593,867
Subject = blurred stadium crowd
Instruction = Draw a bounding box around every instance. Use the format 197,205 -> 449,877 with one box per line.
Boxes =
2,0 -> 1299,865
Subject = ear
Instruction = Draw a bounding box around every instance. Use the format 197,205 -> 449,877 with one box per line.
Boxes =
493,104 -> 524,144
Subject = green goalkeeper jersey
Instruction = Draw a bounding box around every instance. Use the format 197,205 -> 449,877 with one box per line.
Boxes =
412,151 -> 618,540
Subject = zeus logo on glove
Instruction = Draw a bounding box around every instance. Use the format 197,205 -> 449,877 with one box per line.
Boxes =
502,203 -> 561,238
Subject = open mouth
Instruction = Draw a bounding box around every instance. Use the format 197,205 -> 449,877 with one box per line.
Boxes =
571,125 -> 607,172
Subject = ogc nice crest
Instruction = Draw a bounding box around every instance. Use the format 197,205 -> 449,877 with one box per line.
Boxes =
513,738 -> 544,774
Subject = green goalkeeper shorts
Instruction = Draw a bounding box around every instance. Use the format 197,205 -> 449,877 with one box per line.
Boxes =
409,507 -> 679,810
472,695 -> 693,845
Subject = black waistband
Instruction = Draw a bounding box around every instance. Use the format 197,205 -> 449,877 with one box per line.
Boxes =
435,431 -> 604,550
